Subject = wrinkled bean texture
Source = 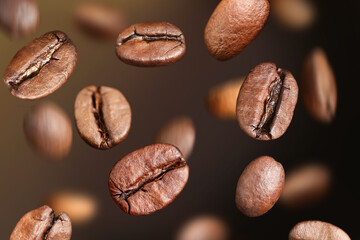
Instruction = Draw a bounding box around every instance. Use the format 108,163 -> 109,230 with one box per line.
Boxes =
109,144 -> 189,216
235,156 -> 285,217
237,62 -> 298,140
289,221 -> 351,240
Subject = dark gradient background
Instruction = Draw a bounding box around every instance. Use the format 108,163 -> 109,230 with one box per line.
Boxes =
0,0 -> 359,239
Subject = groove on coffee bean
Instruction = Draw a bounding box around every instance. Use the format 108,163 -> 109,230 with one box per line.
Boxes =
119,28 -> 184,45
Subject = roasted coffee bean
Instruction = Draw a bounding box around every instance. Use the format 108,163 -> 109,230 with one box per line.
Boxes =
10,205 -> 72,240
206,77 -> 244,120
0,0 -> 39,38
237,62 -> 298,140
74,85 -> 131,150
235,156 -> 285,217
289,221 -> 351,240
271,0 -> 316,31
46,191 -> 97,225
74,2 -> 127,39
176,215 -> 229,240
204,0 -> 270,61
3,31 -> 78,99
301,48 -> 337,124
280,163 -> 331,209
116,22 -> 186,66
23,102 -> 73,160
108,143 -> 189,216
155,116 -> 196,159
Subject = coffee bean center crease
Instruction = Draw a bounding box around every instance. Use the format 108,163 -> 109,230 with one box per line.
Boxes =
91,87 -> 110,149
7,33 -> 67,89
118,28 -> 184,45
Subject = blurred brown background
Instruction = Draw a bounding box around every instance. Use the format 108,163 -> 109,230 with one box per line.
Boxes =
0,0 -> 359,239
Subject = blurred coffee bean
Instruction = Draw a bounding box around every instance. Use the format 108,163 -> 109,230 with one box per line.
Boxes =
206,77 -> 244,120
235,156 -> 285,217
289,220 -> 351,240
176,215 -> 229,240
46,191 -> 97,225
271,0 -> 316,31
280,162 -> 331,208
3,31 -> 78,99
10,205 -> 72,240
74,85 -> 131,150
74,2 -> 127,39
23,102 -> 72,160
116,22 -> 186,66
109,143 -> 189,216
237,63 -> 298,140
155,116 -> 196,159
0,0 -> 39,38
301,48 -> 337,124
204,0 -> 270,60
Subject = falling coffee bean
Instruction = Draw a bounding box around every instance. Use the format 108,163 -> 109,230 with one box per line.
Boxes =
0,0 -> 39,38
108,143 -> 189,216
237,62 -> 298,140
74,2 -> 127,39
74,85 -> 131,150
3,31 -> 78,99
289,221 -> 351,240
301,48 -> 337,124
235,156 -> 285,217
10,205 -> 72,240
155,116 -> 196,159
23,102 -> 73,160
204,0 -> 270,60
116,22 -> 186,66
206,77 -> 244,120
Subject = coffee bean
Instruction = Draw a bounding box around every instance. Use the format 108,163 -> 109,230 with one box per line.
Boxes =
0,0 -> 39,38
155,116 -> 196,159
74,85 -> 131,150
289,221 -> 351,240
280,162 -> 331,209
236,62 -> 298,140
115,22 -> 186,66
10,205 -> 72,240
176,215 -> 229,240
3,31 -> 78,99
271,0 -> 316,31
74,2 -> 127,39
23,102 -> 73,160
301,48 -> 337,124
46,191 -> 97,225
206,77 -> 244,120
204,0 -> 270,61
108,143 -> 189,216
235,156 -> 285,217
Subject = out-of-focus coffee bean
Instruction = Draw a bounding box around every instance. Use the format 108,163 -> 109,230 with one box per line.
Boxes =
176,215 -> 229,240
235,156 -> 285,217
23,102 -> 73,160
301,47 -> 337,124
155,116 -> 196,159
46,191 -> 97,225
280,162 -> 331,208
206,77 -> 244,120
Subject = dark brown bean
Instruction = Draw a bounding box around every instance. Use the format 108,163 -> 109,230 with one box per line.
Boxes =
236,62 -> 298,140
10,205 -> 72,240
301,48 -> 337,124
108,143 -> 189,216
3,31 -> 78,99
23,102 -> 73,160
204,0 -> 270,61
74,2 -> 127,39
289,221 -> 351,240
74,85 -> 131,150
155,116 -> 196,159
0,0 -> 39,38
116,22 -> 186,66
235,156 -> 285,217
